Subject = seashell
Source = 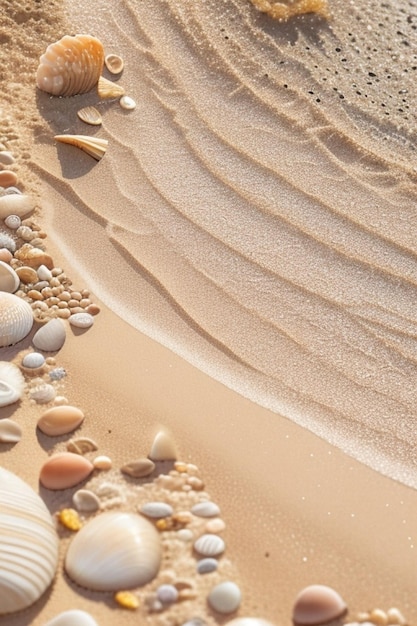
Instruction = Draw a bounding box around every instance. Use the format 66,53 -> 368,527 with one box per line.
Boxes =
67,436 -> 98,455
157,584 -> 178,604
191,501 -> 220,518
0,292 -> 33,347
121,457 -> 155,478
72,489 -> 100,512
16,265 -> 38,284
0,151 -> 15,165
4,214 -> 21,229
194,533 -> 225,557
30,382 -> 56,404
43,609 -> 99,626
38,405 -> 84,436
292,585 -> 348,625
33,318 -> 66,351
0,361 -> 25,407
0,248 -> 12,262
140,502 -> 173,518
77,106 -> 102,126
14,243 -> 53,269
0,232 -> 15,253
0,466 -> 59,614
0,418 -> 22,442
36,34 -> 104,97
65,511 -> 162,590
69,312 -> 94,328
0,171 -> 17,187
386,608 -> 406,626
37,264 -> 53,281
98,75 -> 125,99
0,194 -> 35,219
54,134 -> 108,161
149,429 -> 177,461
197,557 -> 219,574
224,620 -> 277,626
0,260 -> 19,293
119,95 -> 136,110
105,53 -> 124,74
92,455 -> 112,470
208,581 -> 241,614
40,452 -> 94,489
4,186 -> 22,195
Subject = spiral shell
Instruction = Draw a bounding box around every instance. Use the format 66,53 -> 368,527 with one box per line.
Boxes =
4,214 -> 21,229
36,34 -> 104,97
0,466 -> 59,614
0,194 -> 35,219
0,292 -> 34,347
0,260 -> 19,293
65,512 -> 162,591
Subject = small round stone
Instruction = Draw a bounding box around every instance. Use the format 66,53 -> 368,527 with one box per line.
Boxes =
93,455 -> 112,470
156,584 -> 178,604
69,312 -> 94,328
196,558 -> 218,574
208,581 -> 241,614
194,533 -> 225,557
119,95 -> 136,110
205,518 -> 226,533
191,501 -> 220,518
293,585 -> 347,625
176,528 -> 194,542
140,502 -> 173,518
0,151 -> 15,165
22,352 -> 45,369
0,170 -> 17,187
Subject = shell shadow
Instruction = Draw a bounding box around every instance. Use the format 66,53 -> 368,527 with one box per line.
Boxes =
256,11 -> 335,49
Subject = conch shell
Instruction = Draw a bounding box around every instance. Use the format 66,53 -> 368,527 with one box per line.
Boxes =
36,34 -> 104,97
54,135 -> 108,161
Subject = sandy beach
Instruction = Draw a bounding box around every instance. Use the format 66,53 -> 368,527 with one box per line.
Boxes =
1,0 -> 417,624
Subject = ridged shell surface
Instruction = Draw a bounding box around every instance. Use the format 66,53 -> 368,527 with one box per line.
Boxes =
33,318 -> 66,352
0,466 -> 59,614
43,609 -> 99,626
0,362 -> 25,407
65,512 -> 162,591
194,533 -> 225,557
0,292 -> 33,347
36,34 -> 104,97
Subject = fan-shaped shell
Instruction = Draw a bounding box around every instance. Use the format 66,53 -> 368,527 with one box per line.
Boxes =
0,194 -> 35,220
0,466 -> 59,614
65,511 -> 162,591
292,585 -> 347,625
97,76 -> 125,99
33,318 -> 66,352
0,260 -> 19,293
36,34 -> 104,97
0,292 -> 33,347
44,609 -> 98,626
77,106 -> 102,126
0,362 -> 25,407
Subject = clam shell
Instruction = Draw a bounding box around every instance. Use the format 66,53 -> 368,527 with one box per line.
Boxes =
40,452 -> 94,490
72,489 -> 100,512
77,106 -> 102,126
0,260 -> 19,293
149,429 -> 177,461
208,581 -> 241,614
225,619 -> 276,626
36,34 -> 104,97
69,312 -> 94,328
43,609 -> 99,626
194,533 -> 225,557
65,511 -> 162,591
0,466 -> 59,614
0,292 -> 33,347
0,194 -> 35,219
0,418 -> 22,442
14,243 -> 54,269
191,501 -> 220,518
54,134 -> 108,161
140,502 -> 173,518
292,585 -> 348,625
33,318 -> 66,351
4,214 -> 21,229
105,53 -> 124,74
38,405 -> 85,436
121,458 -> 155,478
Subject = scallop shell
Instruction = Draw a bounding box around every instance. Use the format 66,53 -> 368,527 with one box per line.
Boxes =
194,533 -> 225,557
149,429 -> 177,461
77,106 -> 102,126
208,581 -> 241,614
191,501 -> 220,518
0,260 -> 19,293
43,609 -> 99,626
54,134 -> 108,161
0,194 -> 35,219
38,405 -> 85,436
0,466 -> 59,614
292,585 -> 348,625
65,512 -> 162,591
4,214 -> 21,229
140,502 -> 173,518
225,619 -> 276,626
98,76 -> 125,99
0,292 -> 33,347
105,53 -> 124,74
40,452 -> 94,490
36,34 -> 104,97
0,418 -> 22,442
33,318 -> 66,352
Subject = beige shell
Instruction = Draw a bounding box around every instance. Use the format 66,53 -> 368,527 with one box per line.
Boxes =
119,95 -> 136,110
105,53 -> 124,74
65,512 -> 162,591
0,292 -> 34,347
36,34 -> 104,97
0,260 -> 19,293
14,243 -> 54,269
0,194 -> 35,220
292,585 -> 348,625
40,452 -> 94,490
77,106 -> 102,126
0,467 -> 59,614
0,418 -> 22,442
44,609 -> 99,626
54,134 -> 108,161
0,362 -> 25,408
33,318 -> 66,352
15,266 -> 38,284
121,458 -> 155,478
149,429 -> 177,461
98,76 -> 125,99
38,405 -> 85,436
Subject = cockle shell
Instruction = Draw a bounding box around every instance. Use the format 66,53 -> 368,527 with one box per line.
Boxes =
54,134 -> 108,161
0,194 -> 35,219
37,405 -> 85,436
0,260 -> 19,293
292,585 -> 348,625
0,292 -> 33,347
65,512 -> 162,591
0,466 -> 59,614
0,418 -> 22,442
194,533 -> 225,557
36,34 -> 104,97
40,452 -> 94,490
77,106 -> 102,126
97,76 -> 125,99
105,53 -> 124,74
33,318 -> 66,351
43,609 -> 99,626
208,581 -> 242,614
225,620 -> 276,626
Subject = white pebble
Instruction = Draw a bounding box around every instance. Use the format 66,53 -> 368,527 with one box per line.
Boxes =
0,151 -> 15,165
22,352 -> 45,369
73,489 -> 101,512
156,584 -> 178,604
191,501 -> 220,518
208,581 -> 241,614
194,533 -> 225,557
93,455 -> 112,470
119,95 -> 136,110
140,502 -> 173,518
177,528 -> 194,542
37,264 -> 53,281
196,557 -> 218,574
69,312 -> 94,329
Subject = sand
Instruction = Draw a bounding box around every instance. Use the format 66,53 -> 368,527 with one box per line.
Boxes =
1,0 -> 417,624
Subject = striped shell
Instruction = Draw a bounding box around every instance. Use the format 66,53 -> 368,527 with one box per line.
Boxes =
77,106 -> 102,126
54,135 -> 108,161
0,292 -> 33,347
36,34 -> 104,97
0,466 -> 59,614
194,533 -> 225,557
0,362 -> 25,407
65,512 -> 162,591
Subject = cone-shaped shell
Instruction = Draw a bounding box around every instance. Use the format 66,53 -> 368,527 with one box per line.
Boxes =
0,361 -> 25,407
40,452 -> 94,490
292,585 -> 347,625
65,512 -> 162,591
36,34 -> 104,97
33,318 -> 66,352
0,260 -> 19,293
37,405 -> 85,436
0,466 -> 59,614
44,610 -> 99,626
0,194 -> 35,220
0,292 -> 33,347
54,135 -> 108,161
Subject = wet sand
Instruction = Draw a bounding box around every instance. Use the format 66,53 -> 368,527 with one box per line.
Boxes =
1,0 -> 417,624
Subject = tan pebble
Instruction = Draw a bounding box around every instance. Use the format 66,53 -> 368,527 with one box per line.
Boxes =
27,289 -> 44,300
177,588 -> 197,602
69,306 -> 84,314
182,484 -> 192,492
57,508 -> 83,531
73,489 -> 100,512
81,289 -> 90,297
31,301 -> 48,311
59,291 -> 71,301
41,287 -> 53,298
176,528 -> 194,542
38,405 -> 85,437
172,511 -> 193,524
205,518 -> 226,533
0,418 -> 22,443
187,476 -> 204,490
174,461 -> 188,473
37,231 -> 47,239
186,463 -> 200,474
50,277 -> 61,287
70,291 -> 82,300
30,238 -> 46,249
114,591 -> 139,610
45,358 -> 56,366
46,296 -> 60,305
67,436 -> 98,455
16,266 -> 38,284
57,301 -> 68,308
54,395 -> 69,405
51,286 -> 63,296
0,170 -> 17,187
0,151 -> 15,165
387,608 -> 406,626
121,458 -> 155,478
14,244 -> 53,269
93,455 -> 112,470
79,298 -> 91,308
40,452 -> 94,490
86,303 -> 100,315
57,308 -> 71,319
68,299 -> 81,308
51,267 -> 63,276
0,248 -> 13,263
370,610 -> 388,626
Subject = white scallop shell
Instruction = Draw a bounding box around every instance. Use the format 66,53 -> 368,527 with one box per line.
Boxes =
0,292 -> 33,347
33,318 -> 66,351
0,466 -> 59,614
225,620 -> 277,626
4,214 -> 21,229
208,581 -> 241,614
140,502 -> 173,518
65,512 -> 162,591
0,361 -> 25,407
69,312 -> 94,328
194,533 -> 225,557
0,260 -> 19,293
43,609 -> 99,626
191,501 -> 220,518
0,194 -> 35,219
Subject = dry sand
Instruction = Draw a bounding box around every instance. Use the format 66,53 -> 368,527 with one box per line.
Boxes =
1,0 -> 417,624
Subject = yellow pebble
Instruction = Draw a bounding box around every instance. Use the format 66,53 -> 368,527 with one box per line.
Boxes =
57,508 -> 83,531
114,591 -> 140,610
156,518 -> 169,531
174,461 -> 188,473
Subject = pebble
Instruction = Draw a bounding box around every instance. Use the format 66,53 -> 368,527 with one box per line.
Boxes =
208,581 -> 241,614
196,558 -> 219,574
49,367 -> 67,380
114,590 -> 140,610
156,584 -> 179,604
57,508 -> 83,531
293,585 -> 347,625
205,518 -> 226,533
387,608 -> 406,626
181,620 -> 207,626
140,502 -> 173,518
40,452 -> 94,489
22,351 -> 45,369
0,151 -> 15,165
121,458 -> 155,478
0,170 -> 17,187
120,95 -> 136,110
176,528 -> 194,542
191,501 -> 220,518
93,455 -> 112,470
69,312 -> 94,328
73,489 -> 101,512
0,248 -> 12,262
0,418 -> 22,443
194,533 -> 225,557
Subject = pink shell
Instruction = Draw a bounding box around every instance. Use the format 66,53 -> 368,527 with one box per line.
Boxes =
292,585 -> 347,625
40,452 -> 94,490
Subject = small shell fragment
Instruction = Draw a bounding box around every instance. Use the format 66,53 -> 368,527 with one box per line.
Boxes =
67,436 -> 98,455
58,508 -> 83,531
0,418 -> 22,443
54,134 -> 108,161
30,382 -> 56,404
40,452 -> 94,490
98,75 -> 125,99
292,585 -> 348,625
37,405 -> 85,436
119,95 -> 136,110
114,590 -> 140,610
37,264 -> 53,281
140,502 -> 173,519
73,489 -> 101,512
43,610 -> 99,626
208,581 -> 241,614
105,53 -> 124,74
121,458 -> 155,478
77,106 -> 102,126
149,429 -> 177,461
197,557 -> 218,574
194,533 -> 225,557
